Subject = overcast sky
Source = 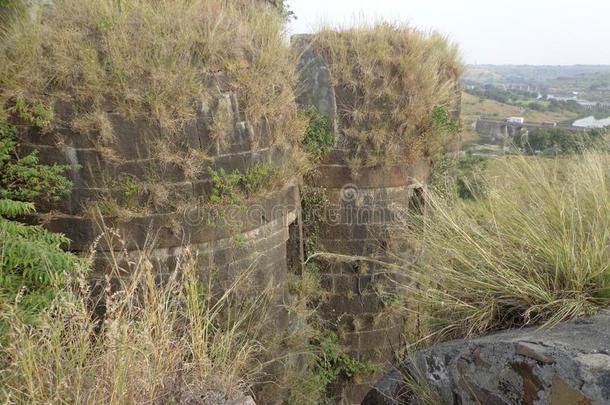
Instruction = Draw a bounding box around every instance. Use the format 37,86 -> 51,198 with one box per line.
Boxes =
286,0 -> 610,65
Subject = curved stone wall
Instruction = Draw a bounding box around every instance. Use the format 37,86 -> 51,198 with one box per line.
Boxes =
294,35 -> 437,404
17,91 -> 299,364
316,152 -> 429,405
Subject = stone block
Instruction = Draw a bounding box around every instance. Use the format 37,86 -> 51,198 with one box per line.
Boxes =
333,275 -> 360,293
315,164 -> 411,189
323,293 -> 381,315
292,34 -> 338,137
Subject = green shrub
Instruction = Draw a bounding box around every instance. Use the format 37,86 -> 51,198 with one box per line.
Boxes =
301,187 -> 330,257
241,162 -> 274,196
315,332 -> 379,386
300,106 -> 335,160
431,105 -> 460,135
0,112 -> 82,324
116,173 -> 141,208
12,95 -> 53,128
208,167 -> 242,204
512,127 -> 607,155
207,163 -> 276,204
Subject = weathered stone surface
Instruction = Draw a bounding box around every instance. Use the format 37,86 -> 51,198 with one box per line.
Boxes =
292,34 -> 338,137
362,311 -> 610,405
548,376 -> 591,405
39,182 -> 299,252
516,342 -> 555,365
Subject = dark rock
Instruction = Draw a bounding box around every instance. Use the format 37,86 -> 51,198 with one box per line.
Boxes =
363,311 -> 610,404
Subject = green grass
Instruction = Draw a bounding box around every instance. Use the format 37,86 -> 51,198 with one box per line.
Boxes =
406,151 -> 610,339
461,91 -> 580,124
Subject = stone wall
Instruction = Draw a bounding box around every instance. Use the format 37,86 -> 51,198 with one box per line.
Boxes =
363,311 -> 610,405
317,154 -> 430,405
293,34 -> 434,405
17,92 -> 299,403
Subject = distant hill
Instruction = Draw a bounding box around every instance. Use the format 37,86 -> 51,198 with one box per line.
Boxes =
464,65 -> 610,86
463,65 -> 610,103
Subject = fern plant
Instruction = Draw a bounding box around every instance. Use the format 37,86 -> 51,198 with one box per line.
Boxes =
0,109 -> 82,324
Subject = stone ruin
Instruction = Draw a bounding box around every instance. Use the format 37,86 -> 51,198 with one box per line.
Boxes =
16,33 -> 448,405
17,24 -> 607,405
14,12 -> 459,405
292,34 -> 439,404
17,90 -> 300,404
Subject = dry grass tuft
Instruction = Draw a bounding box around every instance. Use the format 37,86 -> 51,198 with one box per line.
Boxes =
311,23 -> 463,167
0,0 -> 299,147
0,236 -> 272,404
403,152 -> 610,340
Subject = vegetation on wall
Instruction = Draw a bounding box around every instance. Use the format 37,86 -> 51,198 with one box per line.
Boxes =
300,106 -> 335,161
311,23 -> 463,168
207,162 -> 276,205
0,0 -> 301,149
314,332 -> 379,386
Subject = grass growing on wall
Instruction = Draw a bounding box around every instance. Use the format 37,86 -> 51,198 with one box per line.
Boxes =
403,151 -> 610,340
311,23 -> 463,168
0,0 -> 301,148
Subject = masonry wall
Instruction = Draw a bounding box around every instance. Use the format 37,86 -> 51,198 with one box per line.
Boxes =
318,154 -> 430,405
17,90 -> 299,403
293,34 -> 436,405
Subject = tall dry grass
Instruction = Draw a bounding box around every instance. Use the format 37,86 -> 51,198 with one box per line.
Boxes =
0,241 -> 272,404
311,23 -> 463,168
405,152 -> 610,340
0,0 -> 300,146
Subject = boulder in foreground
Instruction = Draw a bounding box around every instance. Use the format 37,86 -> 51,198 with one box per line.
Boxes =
363,311 -> 610,404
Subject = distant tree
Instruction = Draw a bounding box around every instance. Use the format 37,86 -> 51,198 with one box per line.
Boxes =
528,102 -> 544,111
265,0 -> 296,21
513,127 -> 607,155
